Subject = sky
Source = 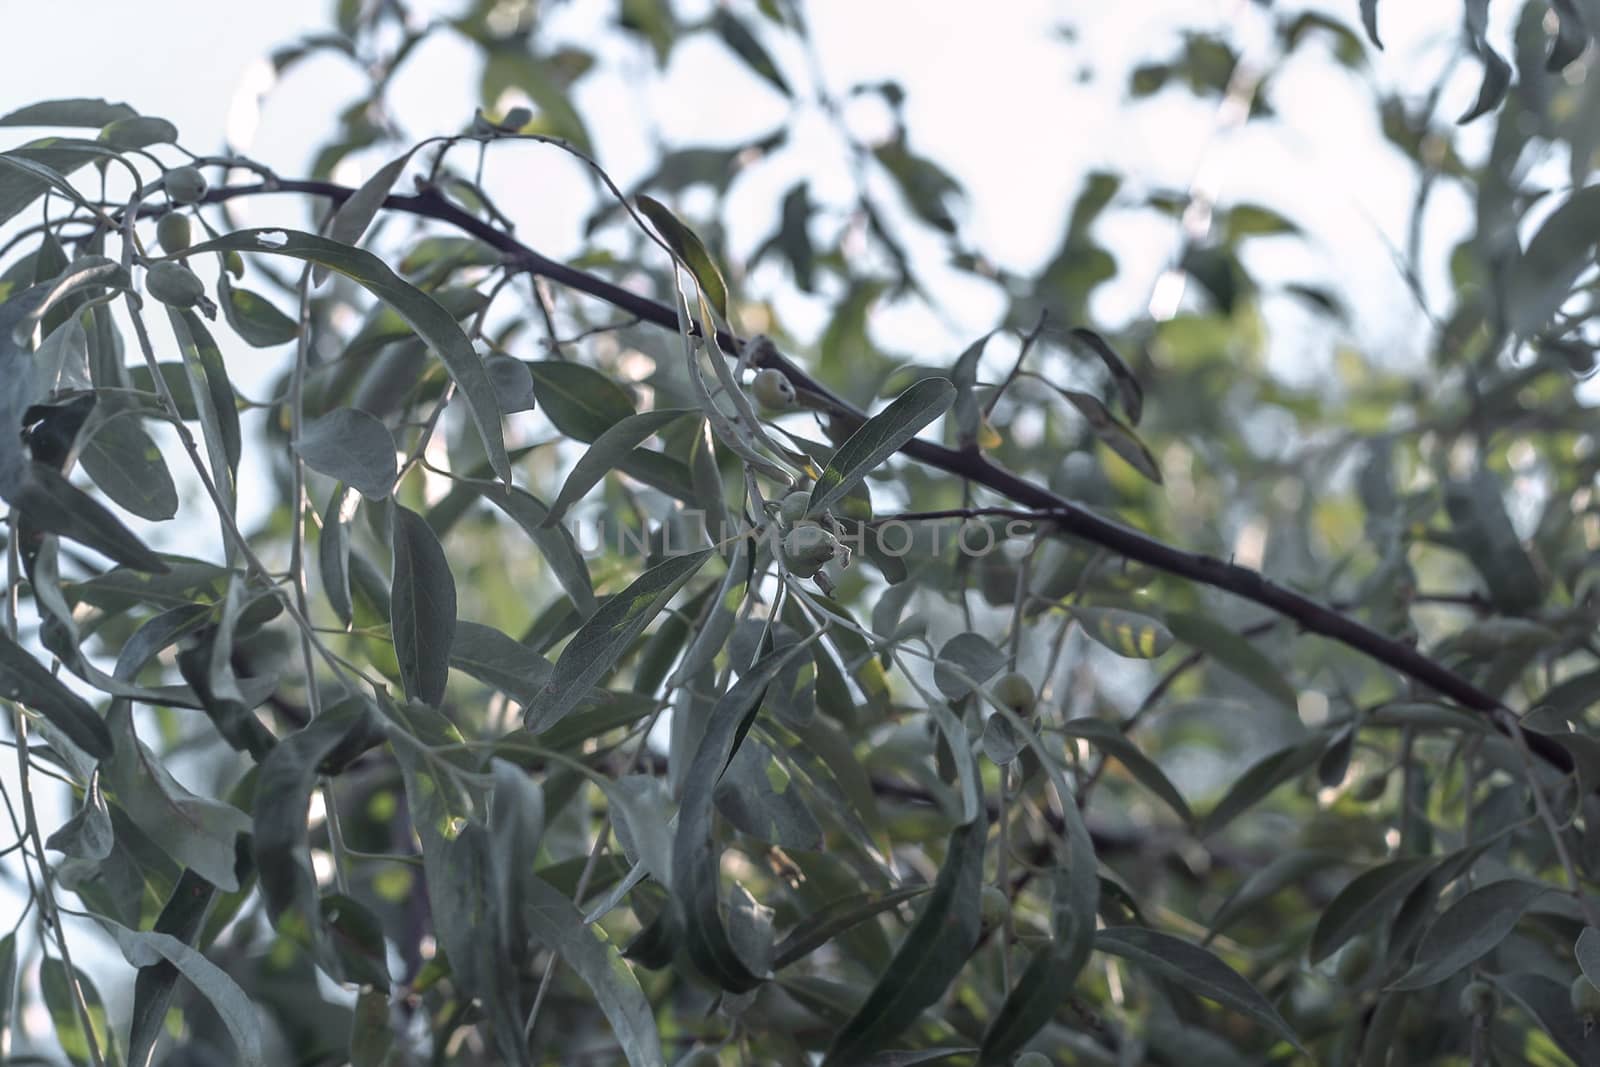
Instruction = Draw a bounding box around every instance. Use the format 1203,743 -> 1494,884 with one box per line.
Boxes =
0,0 -> 1535,1049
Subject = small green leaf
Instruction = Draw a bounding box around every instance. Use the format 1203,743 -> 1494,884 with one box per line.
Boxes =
525,359 -> 638,442
712,10 -> 791,96
451,621 -> 554,705
822,816 -> 987,1065
40,957 -> 116,1067
1067,327 -> 1143,424
0,98 -> 137,127
320,486 -> 355,627
1061,388 -> 1162,483
391,504 -> 457,706
772,886 -> 932,970
1166,611 -> 1298,709
296,407 -> 397,500
1095,926 -> 1304,1052
78,404 -> 179,521
1391,880 -> 1547,989
808,378 -> 955,518
1309,854 -> 1442,964
1444,471 -> 1543,614
45,770 -> 113,860
1359,0 -> 1381,47
103,919 -> 264,1065
1070,606 -> 1174,659
318,145 -> 421,284
635,193 -> 730,321
4,460 -> 167,573
526,549 -> 711,732
544,408 -> 693,523
1202,734 -> 1329,837
0,628 -> 112,758
715,739 -> 822,850
1059,718 -> 1191,822
219,274 -> 299,347
933,632 -> 1007,700
1458,0 -> 1511,123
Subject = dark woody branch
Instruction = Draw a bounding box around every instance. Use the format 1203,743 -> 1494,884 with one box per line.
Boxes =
182,178 -> 1568,775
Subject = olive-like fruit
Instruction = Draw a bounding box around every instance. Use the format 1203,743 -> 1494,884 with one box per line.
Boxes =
1459,979 -> 1499,1017
751,367 -> 796,411
980,885 -> 1009,928
1014,1054 -> 1052,1067
782,523 -> 838,578
156,213 -> 191,253
1571,975 -> 1600,1017
778,490 -> 810,526
991,671 -> 1036,716
501,106 -> 533,130
165,166 -> 208,205
145,262 -> 205,308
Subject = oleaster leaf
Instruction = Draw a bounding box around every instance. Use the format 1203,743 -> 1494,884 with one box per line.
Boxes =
1095,926 -> 1305,1053
808,377 -> 956,518
635,194 -> 730,322
218,273 -> 299,347
295,407 -> 398,500
1070,606 -> 1174,659
1390,879 -> 1547,989
1060,388 -> 1162,483
180,228 -> 512,481
932,631 -> 1007,700
822,815 -> 988,1066
525,359 -> 638,442
317,145 -> 422,285
543,408 -> 694,524
526,549 -> 711,732
40,957 -> 116,1067
1458,0 -> 1511,124
1067,326 -> 1143,425
450,621 -> 554,705
391,504 -> 457,706
1165,611 -> 1298,710
0,627 -> 112,758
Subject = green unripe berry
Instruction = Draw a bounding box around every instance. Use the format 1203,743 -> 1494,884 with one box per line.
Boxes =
991,671 -> 1036,716
751,367 -> 796,411
980,885 -> 1009,928
501,106 -> 533,130
156,213 -> 191,253
782,523 -> 838,578
1459,979 -> 1498,1017
145,262 -> 205,308
1014,1054 -> 1052,1067
778,490 -> 810,526
1571,975 -> 1600,1016
165,166 -> 208,205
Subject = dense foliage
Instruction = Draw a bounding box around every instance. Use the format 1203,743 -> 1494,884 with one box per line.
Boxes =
4,0 -> 1600,1064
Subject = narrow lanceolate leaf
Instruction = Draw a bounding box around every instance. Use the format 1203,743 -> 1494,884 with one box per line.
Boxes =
1202,734 -> 1328,837
543,408 -> 693,524
218,274 -> 299,347
103,920 -> 264,1065
524,359 -> 638,442
1359,0 -> 1381,48
808,378 -> 956,518
822,816 -> 988,1066
1391,880 -> 1547,989
1444,470 -> 1543,614
0,931 -> 16,1053
1166,611 -> 1297,710
4,461 -> 166,573
391,505 -> 457,706
1095,926 -> 1304,1053
0,98 -> 137,127
1458,0 -> 1511,124
635,194 -> 730,321
78,405 -> 179,521
1059,718 -> 1191,823
468,482 -> 596,617
526,549 -> 711,732
674,642 -> 818,992
1308,853 -> 1442,964
317,145 -> 422,284
320,486 -> 355,627
1061,389 -> 1161,483
40,958 -> 115,1067
0,628 -> 112,757
127,870 -> 216,1067
1579,927 -> 1600,990
517,873 -> 666,1067
450,621 -> 554,705
181,228 -> 511,481
1069,606 -> 1173,659
772,886 -> 932,970
1067,327 -> 1143,424
296,407 -> 397,500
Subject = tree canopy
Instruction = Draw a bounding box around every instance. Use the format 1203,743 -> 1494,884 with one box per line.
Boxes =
3,1 -> 1600,1065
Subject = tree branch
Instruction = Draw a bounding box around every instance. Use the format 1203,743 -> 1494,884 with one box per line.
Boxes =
181,178 -> 1567,774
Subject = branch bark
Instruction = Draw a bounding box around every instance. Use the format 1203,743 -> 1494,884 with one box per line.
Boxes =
182,178 -> 1568,774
